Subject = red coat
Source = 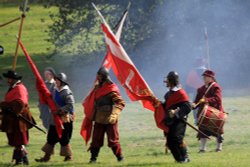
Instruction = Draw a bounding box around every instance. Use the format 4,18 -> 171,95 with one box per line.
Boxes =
5,83 -> 28,105
194,82 -> 224,112
2,82 -> 33,133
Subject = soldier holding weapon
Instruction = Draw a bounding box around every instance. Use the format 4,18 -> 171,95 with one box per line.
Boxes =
0,70 -> 36,165
153,71 -> 192,163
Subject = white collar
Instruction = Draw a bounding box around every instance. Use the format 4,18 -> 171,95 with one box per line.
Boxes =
56,85 -> 69,92
45,78 -> 55,84
12,80 -> 21,88
170,86 -> 181,92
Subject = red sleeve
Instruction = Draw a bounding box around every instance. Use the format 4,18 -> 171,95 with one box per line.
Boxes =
205,86 -> 222,110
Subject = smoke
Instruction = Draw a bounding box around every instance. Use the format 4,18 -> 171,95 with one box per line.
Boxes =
130,0 -> 250,98
54,0 -> 250,101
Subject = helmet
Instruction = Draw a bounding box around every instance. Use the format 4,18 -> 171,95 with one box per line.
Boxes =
97,67 -> 109,77
55,73 -> 68,85
167,71 -> 179,86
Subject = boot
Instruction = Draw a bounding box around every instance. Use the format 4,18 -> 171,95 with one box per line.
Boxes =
60,144 -> 73,161
22,155 -> 29,165
89,147 -> 100,163
35,143 -> 54,162
35,153 -> 51,162
111,145 -> 124,162
179,143 -> 190,163
21,146 -> 29,165
12,146 -> 27,165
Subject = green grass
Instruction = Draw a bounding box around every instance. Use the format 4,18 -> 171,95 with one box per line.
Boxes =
0,97 -> 250,167
1,3 -> 250,167
0,4 -> 56,55
0,4 -> 57,101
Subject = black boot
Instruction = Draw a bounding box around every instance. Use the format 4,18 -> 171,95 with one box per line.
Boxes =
12,148 -> 23,165
89,147 -> 100,163
22,155 -> 29,165
179,146 -> 190,163
111,146 -> 124,162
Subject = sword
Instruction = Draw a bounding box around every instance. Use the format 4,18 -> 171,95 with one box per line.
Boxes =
181,119 -> 211,140
17,113 -> 46,134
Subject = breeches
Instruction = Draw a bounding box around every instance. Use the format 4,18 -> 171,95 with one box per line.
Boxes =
7,131 -> 29,147
47,122 -> 73,146
91,122 -> 120,148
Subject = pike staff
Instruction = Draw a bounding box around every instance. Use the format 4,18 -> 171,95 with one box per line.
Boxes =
12,0 -> 29,70
204,27 -> 210,69
0,17 -> 21,28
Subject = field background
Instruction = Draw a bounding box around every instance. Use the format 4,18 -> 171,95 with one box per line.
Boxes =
1,3 -> 250,167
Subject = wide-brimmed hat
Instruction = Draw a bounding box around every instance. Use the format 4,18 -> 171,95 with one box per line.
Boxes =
202,70 -> 215,78
0,45 -> 4,55
3,70 -> 22,80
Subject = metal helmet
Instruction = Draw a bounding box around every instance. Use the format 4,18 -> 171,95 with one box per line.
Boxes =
167,71 -> 179,86
55,73 -> 68,85
97,67 -> 109,77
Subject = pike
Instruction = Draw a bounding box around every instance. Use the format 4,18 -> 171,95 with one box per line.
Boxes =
0,17 -> 21,28
12,0 -> 29,70
204,27 -> 210,69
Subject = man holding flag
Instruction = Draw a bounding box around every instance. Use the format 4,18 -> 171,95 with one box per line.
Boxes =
161,71 -> 191,163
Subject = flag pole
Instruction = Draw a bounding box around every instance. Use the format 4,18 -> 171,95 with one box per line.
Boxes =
204,27 -> 210,69
12,0 -> 29,70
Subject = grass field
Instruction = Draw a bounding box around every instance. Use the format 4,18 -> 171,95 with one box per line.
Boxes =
0,97 -> 250,167
1,3 -> 250,167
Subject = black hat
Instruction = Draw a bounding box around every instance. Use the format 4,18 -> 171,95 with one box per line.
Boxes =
3,70 -> 22,80
55,73 -> 68,85
0,45 -> 4,55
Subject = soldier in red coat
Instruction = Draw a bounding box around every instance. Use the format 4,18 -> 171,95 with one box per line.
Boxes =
193,70 -> 224,152
0,70 -> 35,165
88,67 -> 125,163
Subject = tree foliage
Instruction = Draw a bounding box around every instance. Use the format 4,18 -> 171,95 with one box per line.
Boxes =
41,0 -> 164,56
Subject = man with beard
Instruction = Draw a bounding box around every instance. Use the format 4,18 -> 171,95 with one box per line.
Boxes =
162,71 -> 191,163
0,70 -> 35,165
88,67 -> 125,163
